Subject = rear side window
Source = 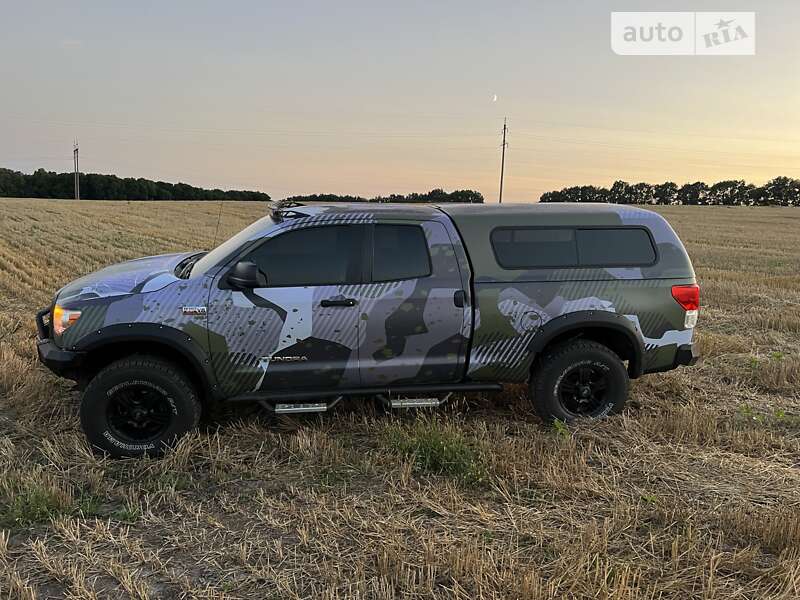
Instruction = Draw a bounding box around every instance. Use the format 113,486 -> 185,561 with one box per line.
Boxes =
372,224 -> 431,282
246,225 -> 364,286
491,227 -> 656,269
491,228 -> 577,268
576,228 -> 656,266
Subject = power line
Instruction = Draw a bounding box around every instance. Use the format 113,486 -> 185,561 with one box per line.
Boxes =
498,117 -> 508,204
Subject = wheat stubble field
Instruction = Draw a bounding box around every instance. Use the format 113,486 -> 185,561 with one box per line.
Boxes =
1,198 -> 799,599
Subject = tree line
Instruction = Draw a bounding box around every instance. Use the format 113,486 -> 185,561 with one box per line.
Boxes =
539,177 -> 800,206
0,168 -> 485,205
0,168 -> 271,202
283,188 -> 484,204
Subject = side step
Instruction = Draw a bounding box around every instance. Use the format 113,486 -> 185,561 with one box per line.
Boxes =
261,396 -> 343,414
260,391 -> 460,414
274,403 -> 327,414
379,393 -> 452,410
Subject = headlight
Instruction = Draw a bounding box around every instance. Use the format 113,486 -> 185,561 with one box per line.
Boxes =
52,304 -> 82,336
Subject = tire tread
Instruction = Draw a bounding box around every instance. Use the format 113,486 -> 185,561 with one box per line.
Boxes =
81,354 -> 200,456
530,339 -> 628,422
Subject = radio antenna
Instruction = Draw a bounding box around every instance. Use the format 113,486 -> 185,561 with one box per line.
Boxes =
212,200 -> 224,247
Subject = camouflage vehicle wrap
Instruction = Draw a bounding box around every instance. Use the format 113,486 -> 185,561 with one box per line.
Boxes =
202,209 -> 471,397
442,204 -> 696,382
37,202 -> 697,407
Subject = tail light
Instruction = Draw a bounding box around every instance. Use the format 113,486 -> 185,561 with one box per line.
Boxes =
671,284 -> 699,328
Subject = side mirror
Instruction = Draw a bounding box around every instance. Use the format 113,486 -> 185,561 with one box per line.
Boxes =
227,261 -> 265,288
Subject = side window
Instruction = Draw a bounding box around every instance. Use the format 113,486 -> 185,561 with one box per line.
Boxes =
372,224 -> 431,282
491,227 -> 656,269
576,229 -> 656,266
245,225 -> 364,286
491,228 -> 577,268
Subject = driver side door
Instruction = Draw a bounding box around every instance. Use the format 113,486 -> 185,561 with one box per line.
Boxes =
207,223 -> 366,397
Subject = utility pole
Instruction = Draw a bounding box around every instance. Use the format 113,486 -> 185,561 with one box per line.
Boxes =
73,140 -> 80,200
498,117 -> 508,204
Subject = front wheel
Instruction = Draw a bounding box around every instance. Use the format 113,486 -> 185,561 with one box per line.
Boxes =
530,340 -> 629,423
80,356 -> 201,458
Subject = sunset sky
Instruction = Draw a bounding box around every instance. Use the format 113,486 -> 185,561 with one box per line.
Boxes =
1,1 -> 798,202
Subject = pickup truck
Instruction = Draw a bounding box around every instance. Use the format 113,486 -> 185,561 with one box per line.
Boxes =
37,202 -> 699,457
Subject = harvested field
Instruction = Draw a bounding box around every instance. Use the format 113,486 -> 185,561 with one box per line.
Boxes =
1,199 -> 799,599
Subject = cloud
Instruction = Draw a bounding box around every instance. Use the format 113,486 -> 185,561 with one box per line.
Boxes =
60,39 -> 83,49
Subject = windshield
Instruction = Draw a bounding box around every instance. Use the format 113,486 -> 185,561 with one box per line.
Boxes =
190,216 -> 274,277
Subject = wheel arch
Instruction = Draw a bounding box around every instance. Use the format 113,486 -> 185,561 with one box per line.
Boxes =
73,323 -> 221,404
529,311 -> 645,378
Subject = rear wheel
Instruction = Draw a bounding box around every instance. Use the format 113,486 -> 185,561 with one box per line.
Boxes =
530,340 -> 628,423
80,355 -> 201,457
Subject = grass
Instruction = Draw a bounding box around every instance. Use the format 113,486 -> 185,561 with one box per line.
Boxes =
383,416 -> 487,483
0,471 -> 104,528
0,484 -> 71,529
1,199 -> 800,598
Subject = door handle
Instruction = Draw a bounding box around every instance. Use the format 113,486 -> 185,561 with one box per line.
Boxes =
453,290 -> 466,308
320,298 -> 358,307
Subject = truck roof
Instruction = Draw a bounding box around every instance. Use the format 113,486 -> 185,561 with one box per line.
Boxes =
282,202 -> 442,221
438,203 -> 666,238
287,201 -> 659,222
284,202 -> 652,220
437,202 -> 657,218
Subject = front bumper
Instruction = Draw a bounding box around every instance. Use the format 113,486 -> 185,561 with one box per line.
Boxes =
36,306 -> 84,379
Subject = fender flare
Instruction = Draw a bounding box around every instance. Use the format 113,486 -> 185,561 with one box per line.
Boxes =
528,310 -> 645,378
73,323 -> 221,399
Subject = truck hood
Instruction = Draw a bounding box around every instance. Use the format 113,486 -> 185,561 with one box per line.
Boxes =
57,252 -> 198,305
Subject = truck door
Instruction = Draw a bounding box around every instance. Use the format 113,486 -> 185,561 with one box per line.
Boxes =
356,221 -> 470,385
208,224 -> 366,397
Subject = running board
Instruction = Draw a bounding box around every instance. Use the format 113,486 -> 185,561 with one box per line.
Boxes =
231,382 -> 502,404
380,392 -> 452,410
260,396 -> 343,414
274,402 -> 328,414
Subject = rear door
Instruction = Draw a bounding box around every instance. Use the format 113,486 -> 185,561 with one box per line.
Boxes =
356,221 -> 470,385
208,223 -> 366,396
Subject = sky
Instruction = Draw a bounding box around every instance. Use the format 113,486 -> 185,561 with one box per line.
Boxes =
0,0 -> 798,202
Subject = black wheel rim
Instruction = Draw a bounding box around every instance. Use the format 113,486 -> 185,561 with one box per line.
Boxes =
558,364 -> 610,416
107,384 -> 172,443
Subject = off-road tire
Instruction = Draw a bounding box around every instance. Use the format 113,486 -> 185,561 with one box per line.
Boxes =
530,340 -> 628,423
80,355 -> 201,458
